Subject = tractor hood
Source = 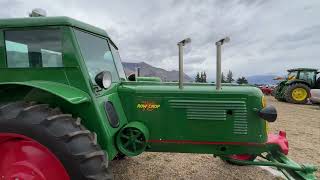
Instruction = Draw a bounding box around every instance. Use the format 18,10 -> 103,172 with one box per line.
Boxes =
118,82 -> 262,97
117,82 -> 267,144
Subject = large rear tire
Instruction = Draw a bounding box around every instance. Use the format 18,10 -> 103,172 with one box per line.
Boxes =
0,102 -> 113,180
285,83 -> 310,104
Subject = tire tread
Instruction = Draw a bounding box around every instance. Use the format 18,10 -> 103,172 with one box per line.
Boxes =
0,101 -> 112,180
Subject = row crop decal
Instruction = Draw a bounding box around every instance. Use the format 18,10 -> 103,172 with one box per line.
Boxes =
137,101 -> 160,111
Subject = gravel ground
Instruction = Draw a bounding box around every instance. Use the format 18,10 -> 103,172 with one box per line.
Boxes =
268,97 -> 320,179
110,96 -> 320,179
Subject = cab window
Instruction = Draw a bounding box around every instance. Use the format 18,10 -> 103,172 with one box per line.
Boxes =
4,28 -> 63,68
299,71 -> 315,85
109,42 -> 126,81
74,29 -> 120,83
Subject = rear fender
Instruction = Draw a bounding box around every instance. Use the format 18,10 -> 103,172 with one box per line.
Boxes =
0,81 -> 90,104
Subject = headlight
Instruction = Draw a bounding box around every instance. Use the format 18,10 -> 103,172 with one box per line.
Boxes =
258,105 -> 277,122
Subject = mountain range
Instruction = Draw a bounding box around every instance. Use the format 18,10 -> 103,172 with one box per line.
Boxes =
122,61 -> 280,85
122,62 -> 193,82
246,75 -> 280,85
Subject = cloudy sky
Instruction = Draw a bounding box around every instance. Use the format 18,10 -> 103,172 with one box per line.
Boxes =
1,0 -> 319,80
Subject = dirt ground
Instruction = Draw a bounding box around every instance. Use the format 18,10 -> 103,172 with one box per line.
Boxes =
110,96 -> 320,180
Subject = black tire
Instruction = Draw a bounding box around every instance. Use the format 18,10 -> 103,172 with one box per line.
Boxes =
0,101 -> 113,180
285,83 -> 310,104
274,86 -> 285,101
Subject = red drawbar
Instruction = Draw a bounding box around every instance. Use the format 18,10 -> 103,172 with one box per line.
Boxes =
267,131 -> 289,155
0,133 -> 69,180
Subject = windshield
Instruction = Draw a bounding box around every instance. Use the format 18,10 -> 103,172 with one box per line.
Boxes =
287,71 -> 298,80
75,29 -> 120,83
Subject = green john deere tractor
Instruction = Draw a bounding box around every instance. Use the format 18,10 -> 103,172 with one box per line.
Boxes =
0,12 -> 317,180
274,68 -> 320,104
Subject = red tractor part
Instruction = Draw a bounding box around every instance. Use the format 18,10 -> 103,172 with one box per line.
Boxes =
0,133 -> 69,180
267,131 -> 289,155
223,131 -> 317,180
227,131 -> 288,163
259,86 -> 274,95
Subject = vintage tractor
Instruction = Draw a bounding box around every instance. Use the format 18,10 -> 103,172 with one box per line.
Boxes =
274,68 -> 320,104
0,12 -> 317,180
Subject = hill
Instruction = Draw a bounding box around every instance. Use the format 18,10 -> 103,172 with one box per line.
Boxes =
122,61 -> 193,82
247,75 -> 279,85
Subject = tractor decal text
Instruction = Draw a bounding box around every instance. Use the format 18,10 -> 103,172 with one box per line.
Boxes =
137,101 -> 160,111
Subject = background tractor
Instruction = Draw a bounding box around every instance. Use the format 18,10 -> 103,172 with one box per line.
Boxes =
274,68 -> 320,104
0,11 -> 317,180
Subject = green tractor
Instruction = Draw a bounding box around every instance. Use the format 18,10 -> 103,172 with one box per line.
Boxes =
0,12 -> 317,180
274,68 -> 320,104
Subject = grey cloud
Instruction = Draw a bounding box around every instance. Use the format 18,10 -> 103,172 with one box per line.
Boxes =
1,0 -> 319,80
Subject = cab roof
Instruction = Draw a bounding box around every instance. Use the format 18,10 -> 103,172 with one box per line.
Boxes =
287,68 -> 318,72
0,16 -> 108,37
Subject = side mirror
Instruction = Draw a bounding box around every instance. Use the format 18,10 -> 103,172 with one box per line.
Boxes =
95,71 -> 112,89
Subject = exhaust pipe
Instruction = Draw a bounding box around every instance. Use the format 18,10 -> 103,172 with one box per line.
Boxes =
136,67 -> 141,77
215,37 -> 230,90
177,38 -> 191,89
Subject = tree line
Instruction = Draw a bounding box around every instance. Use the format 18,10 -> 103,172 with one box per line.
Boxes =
195,70 -> 248,84
195,72 -> 207,83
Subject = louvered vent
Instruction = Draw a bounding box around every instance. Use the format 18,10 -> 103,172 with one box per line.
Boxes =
169,99 -> 248,135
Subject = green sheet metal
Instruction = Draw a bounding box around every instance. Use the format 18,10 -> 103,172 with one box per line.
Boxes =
0,81 -> 90,104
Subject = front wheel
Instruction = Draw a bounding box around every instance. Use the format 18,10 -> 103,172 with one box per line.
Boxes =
0,102 -> 113,180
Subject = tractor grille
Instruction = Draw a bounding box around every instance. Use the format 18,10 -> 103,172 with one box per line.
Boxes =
169,99 -> 248,135
232,110 -> 248,135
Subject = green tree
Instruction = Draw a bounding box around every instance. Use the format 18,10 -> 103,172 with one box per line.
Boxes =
226,70 -> 234,83
236,76 -> 248,84
195,72 -> 201,82
201,71 -> 207,83
221,72 -> 226,83
195,71 -> 208,83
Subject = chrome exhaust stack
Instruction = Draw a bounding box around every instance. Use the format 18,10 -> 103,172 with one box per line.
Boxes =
177,38 -> 191,89
215,37 -> 230,90
136,67 -> 141,77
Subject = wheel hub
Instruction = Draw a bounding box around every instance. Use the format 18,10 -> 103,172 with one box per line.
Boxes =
116,122 -> 149,157
292,88 -> 307,101
0,133 -> 69,180
118,128 -> 146,155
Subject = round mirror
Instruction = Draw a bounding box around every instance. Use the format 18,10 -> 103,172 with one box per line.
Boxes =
95,71 -> 112,89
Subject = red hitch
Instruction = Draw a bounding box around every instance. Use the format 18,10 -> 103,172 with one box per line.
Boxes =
267,131 -> 289,155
